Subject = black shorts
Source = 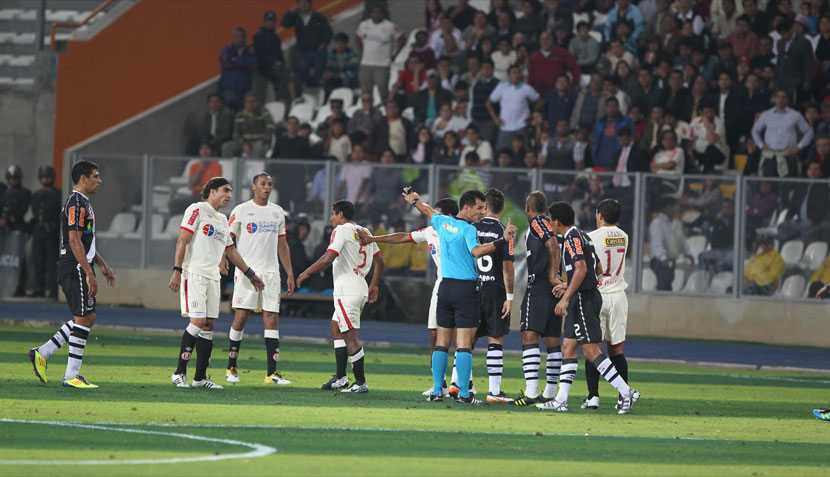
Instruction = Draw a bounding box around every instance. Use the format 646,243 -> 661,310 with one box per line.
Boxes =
520,289 -> 562,337
59,264 -> 96,317
563,289 -> 603,344
476,287 -> 510,339
436,278 -> 480,329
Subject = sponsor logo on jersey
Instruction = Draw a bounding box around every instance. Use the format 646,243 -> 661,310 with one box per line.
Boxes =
429,243 -> 437,255
67,206 -> 76,226
79,208 -> 86,227
229,214 -> 236,226
191,300 -> 198,308
508,237 -> 515,255
247,222 -> 258,234
87,297 -> 94,307
442,222 -> 459,233
187,208 -> 199,226
203,224 -> 215,236
604,237 -> 627,247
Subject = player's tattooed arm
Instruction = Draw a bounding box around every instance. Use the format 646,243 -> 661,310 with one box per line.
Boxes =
168,227 -> 194,292
93,252 -> 116,288
224,246 -> 265,291
278,235 -> 295,295
368,253 -> 385,303
296,251 -> 338,288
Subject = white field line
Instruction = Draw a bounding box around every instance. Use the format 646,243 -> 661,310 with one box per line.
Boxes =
0,419 -> 276,465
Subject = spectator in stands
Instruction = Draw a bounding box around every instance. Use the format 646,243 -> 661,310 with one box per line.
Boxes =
779,159 -> 829,242
543,74 -> 578,134
747,181 -> 778,232
348,92 -> 383,136
616,60 -> 639,97
460,123 -> 493,165
409,69 -> 453,125
604,75 -> 630,115
712,0 -> 739,38
495,11 -> 515,39
775,18 -> 815,104
356,4 -> 405,104
436,56 -> 459,91
219,27 -> 256,111
675,0 -> 705,35
688,101 -> 729,172
336,143 -> 373,212
630,68 -> 664,120
324,118 -> 351,162
410,30 -> 437,69
716,72 -> 744,155
808,257 -> 830,298
815,16 -> 830,70
649,197 -> 690,290
605,0 -> 645,40
254,11 -> 296,104
369,150 -> 405,219
807,136 -> 830,178
527,31 -> 581,97
436,130 -> 462,164
728,14 -> 759,58
514,0 -> 545,41
572,73 -> 611,130
448,0 -> 478,31
487,0 -> 515,28
281,0 -> 334,88
491,36 -> 516,83
470,59 -> 500,144
321,98 -> 348,127
592,97 -> 634,169
425,0 -> 446,35
699,198 -> 736,276
430,16 -> 463,57
168,145 -> 222,214
462,10 -> 495,54
743,0 -> 770,36
487,65 -> 541,152
540,118 -> 580,171
274,116 -> 312,159
370,100 -> 415,160
752,89 -> 814,177
222,94 -> 275,157
611,126 -> 651,187
412,128 -> 436,163
569,22 -> 601,74
285,215 -> 312,284
322,32 -> 360,94
606,38 -> 639,74
651,129 -> 686,174
199,93 -> 234,155
391,56 -> 426,101
460,55 -> 481,87
743,234 -> 786,295
431,102 -> 469,138
638,105 -> 664,152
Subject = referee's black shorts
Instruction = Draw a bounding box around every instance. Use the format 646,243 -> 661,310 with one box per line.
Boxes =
563,288 -> 603,344
436,278 -> 480,329
520,289 -> 562,337
476,287 -> 510,339
59,264 -> 96,317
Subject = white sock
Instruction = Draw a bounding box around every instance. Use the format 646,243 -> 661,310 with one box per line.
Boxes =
38,321 -> 74,360
451,352 -> 458,384
486,344 -> 503,395
555,358 -> 578,404
64,324 -> 90,380
522,344 -> 540,398
543,348 -> 563,398
595,354 -> 632,395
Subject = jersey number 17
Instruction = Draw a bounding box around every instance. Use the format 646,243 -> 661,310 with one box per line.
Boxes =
603,248 -> 626,277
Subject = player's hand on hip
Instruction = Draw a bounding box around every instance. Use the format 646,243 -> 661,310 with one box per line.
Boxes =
368,284 -> 379,303
250,274 -> 265,292
169,272 -> 181,293
554,298 -> 568,317
285,275 -> 296,296
86,273 -> 98,298
501,299 -> 512,319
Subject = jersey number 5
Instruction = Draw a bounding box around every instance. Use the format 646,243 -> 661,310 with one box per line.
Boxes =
603,248 -> 626,277
358,243 -> 368,269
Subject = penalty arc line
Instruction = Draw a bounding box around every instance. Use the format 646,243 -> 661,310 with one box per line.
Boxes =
0,419 -> 276,466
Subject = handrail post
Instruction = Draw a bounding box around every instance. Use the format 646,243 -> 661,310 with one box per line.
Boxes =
50,0 -> 115,51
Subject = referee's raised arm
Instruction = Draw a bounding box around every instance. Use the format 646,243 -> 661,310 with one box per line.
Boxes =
402,187 -> 438,219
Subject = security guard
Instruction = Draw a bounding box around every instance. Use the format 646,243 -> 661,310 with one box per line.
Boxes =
30,166 -> 62,297
1,165 -> 32,296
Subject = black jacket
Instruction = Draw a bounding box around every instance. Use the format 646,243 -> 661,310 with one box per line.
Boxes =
200,109 -> 235,149
281,11 -> 333,52
612,144 -> 651,173
775,34 -> 814,93
253,26 -> 285,74
369,117 -> 416,159
408,87 -> 453,125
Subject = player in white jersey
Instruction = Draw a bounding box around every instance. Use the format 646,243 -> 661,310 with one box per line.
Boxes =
358,198 -> 460,396
224,173 -> 295,385
297,200 -> 385,393
169,177 -> 264,390
583,198 -> 631,410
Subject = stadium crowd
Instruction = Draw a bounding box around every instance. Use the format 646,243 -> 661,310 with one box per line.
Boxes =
63,0 -> 830,297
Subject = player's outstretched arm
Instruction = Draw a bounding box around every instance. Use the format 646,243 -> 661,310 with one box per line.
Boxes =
296,251 -> 338,288
93,252 -> 116,288
554,260 -> 586,316
278,235 -> 295,295
357,229 -> 412,244
472,218 -> 518,258
224,246 -> 265,291
169,228 -> 193,292
368,252 -> 385,303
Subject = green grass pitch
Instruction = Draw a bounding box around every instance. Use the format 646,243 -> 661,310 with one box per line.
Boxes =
1,324 -> 828,475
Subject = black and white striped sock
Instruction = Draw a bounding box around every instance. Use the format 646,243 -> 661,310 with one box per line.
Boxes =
38,320 -> 74,360
594,353 -> 632,396
522,344 -> 540,398
554,358 -> 578,404
543,346 -> 562,398
487,343 -> 504,395
63,324 -> 90,380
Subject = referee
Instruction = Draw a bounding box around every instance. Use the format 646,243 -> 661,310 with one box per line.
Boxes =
403,187 -> 517,405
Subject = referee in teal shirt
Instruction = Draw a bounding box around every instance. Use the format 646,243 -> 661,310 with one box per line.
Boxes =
403,187 -> 518,404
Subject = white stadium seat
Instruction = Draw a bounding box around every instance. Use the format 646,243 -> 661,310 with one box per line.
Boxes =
708,271 -> 734,295
288,102 -> 314,125
777,275 -> 806,298
328,87 -> 354,107
682,270 -> 709,293
161,216 -> 182,240
800,241 -> 827,270
264,101 -> 286,125
572,12 -> 591,32
686,235 -> 708,261
641,268 -> 657,291
671,267 -> 685,291
779,240 -> 804,267
97,213 -> 136,239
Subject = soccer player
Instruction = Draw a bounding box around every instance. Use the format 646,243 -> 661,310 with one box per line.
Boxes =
357,198 -> 460,396
583,198 -> 630,410
224,173 -> 295,385
296,200 -> 384,393
537,201 -> 639,414
169,177 -> 265,389
513,191 -> 565,406
471,188 -> 515,403
27,160 -> 116,388
404,187 -> 518,405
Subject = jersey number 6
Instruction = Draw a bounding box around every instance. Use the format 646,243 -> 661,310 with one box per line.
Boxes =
477,255 -> 493,273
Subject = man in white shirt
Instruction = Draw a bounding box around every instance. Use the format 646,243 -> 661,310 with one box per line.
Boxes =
297,200 -> 384,393
460,124 -> 494,165
430,16 -> 463,58
486,65 -> 542,153
355,4 -> 404,104
336,144 -> 373,208
584,199 -> 631,410
359,198 -> 459,396
689,102 -> 729,172
169,177 -> 264,390
224,173 -> 295,385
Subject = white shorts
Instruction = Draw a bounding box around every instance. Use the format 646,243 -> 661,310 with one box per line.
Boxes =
427,292 -> 438,330
180,271 -> 220,319
331,295 -> 366,333
599,291 -> 628,345
232,270 -> 281,313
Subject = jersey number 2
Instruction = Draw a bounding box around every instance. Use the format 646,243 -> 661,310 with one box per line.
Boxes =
603,248 -> 626,277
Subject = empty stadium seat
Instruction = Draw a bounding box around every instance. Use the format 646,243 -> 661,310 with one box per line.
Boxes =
311,103 -> 332,129
589,30 -> 603,42
641,268 -> 657,291
401,106 -> 415,122
264,101 -> 286,125
686,235 -> 708,261
289,102 -> 314,125
98,213 -> 136,238
328,87 -> 354,107
682,270 -> 709,293
671,268 -> 686,291
708,271 -> 734,294
125,214 -> 164,240
779,240 -> 804,267
161,216 -> 182,240
777,274 -> 806,298
800,241 -> 827,270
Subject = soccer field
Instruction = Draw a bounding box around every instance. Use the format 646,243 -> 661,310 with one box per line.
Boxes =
1,324 -> 828,476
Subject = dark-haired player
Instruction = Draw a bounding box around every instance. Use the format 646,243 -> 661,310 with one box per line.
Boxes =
297,200 -> 385,393
471,188 -> 515,403
169,177 -> 265,389
514,191 -> 564,406
27,160 -> 116,388
359,198 -> 459,397
583,198 -> 631,410
538,201 -> 639,414
224,173 -> 295,385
